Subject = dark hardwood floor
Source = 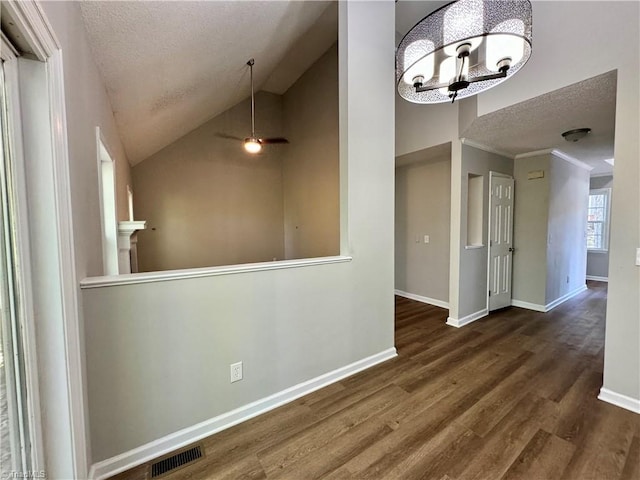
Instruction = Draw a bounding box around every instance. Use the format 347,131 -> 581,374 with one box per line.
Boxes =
113,281 -> 639,480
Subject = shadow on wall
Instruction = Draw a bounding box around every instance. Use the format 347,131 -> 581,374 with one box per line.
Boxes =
395,142 -> 452,306
132,44 -> 339,272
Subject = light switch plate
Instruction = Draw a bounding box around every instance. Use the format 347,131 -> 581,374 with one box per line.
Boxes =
636,248 -> 640,266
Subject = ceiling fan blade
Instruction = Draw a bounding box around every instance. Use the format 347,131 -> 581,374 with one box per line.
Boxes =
215,132 -> 244,141
260,137 -> 289,144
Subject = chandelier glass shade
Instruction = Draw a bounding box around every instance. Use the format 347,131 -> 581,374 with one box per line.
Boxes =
396,0 -> 532,104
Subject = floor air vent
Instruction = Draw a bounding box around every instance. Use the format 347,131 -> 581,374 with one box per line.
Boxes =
150,444 -> 204,478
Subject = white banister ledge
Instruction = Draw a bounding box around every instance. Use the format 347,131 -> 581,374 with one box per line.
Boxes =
80,255 -> 353,289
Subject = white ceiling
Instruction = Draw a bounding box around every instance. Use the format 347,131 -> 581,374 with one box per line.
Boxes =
395,1 -> 617,176
462,71 -> 616,175
79,1 -> 336,165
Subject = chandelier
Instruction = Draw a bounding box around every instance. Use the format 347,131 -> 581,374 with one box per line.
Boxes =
396,0 -> 532,104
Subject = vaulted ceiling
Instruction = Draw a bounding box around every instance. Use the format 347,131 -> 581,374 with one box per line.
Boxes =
79,1 -> 337,165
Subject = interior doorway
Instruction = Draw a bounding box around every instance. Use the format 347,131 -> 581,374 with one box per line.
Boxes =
487,172 -> 514,311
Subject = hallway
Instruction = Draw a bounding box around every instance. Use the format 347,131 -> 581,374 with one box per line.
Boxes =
114,281 -> 639,480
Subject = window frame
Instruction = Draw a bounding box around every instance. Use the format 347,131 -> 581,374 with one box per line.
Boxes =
587,187 -> 611,253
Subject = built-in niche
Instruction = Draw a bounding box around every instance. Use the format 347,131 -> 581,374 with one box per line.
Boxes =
466,173 -> 484,247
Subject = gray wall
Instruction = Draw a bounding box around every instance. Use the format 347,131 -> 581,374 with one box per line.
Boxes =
469,1 -> 639,402
133,92 -> 286,271
457,145 -> 513,318
586,175 -> 613,279
512,153 -> 590,307
81,1 -> 396,462
546,154 -> 590,303
283,44 -> 339,259
395,155 -> 451,303
133,44 -> 339,271
512,154 -> 550,306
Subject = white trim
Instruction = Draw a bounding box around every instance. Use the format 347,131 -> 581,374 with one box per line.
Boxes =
514,148 -> 553,160
1,32 -> 20,61
394,289 -> 449,309
586,275 -> 608,282
590,172 -> 614,178
551,149 -> 594,171
96,127 -> 119,276
446,308 -> 488,328
543,285 -> 587,311
3,0 -> 59,61
598,388 -> 640,414
80,255 -> 353,289
511,299 -> 547,312
88,347 -> 398,480
588,187 -> 612,251
512,284 -> 588,312
460,138 -> 514,159
47,49 -> 89,478
2,53 -> 45,469
4,0 -> 89,476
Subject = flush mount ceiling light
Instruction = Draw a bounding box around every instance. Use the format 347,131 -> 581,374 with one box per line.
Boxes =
396,0 -> 533,104
561,128 -> 591,142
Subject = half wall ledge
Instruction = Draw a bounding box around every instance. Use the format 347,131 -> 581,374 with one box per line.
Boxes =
80,255 -> 353,289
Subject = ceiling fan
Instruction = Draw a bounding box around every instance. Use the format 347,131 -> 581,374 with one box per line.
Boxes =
217,59 -> 289,154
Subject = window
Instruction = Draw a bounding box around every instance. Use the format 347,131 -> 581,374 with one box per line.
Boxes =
587,188 -> 611,251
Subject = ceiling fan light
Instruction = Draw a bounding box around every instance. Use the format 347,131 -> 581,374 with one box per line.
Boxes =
244,137 -> 262,154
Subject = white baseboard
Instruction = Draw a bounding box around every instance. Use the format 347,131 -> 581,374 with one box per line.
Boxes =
512,284 -> 587,313
395,289 -> 449,309
598,387 -> 640,414
446,308 -> 488,328
545,284 -> 588,311
586,275 -> 608,282
511,299 -> 546,312
89,347 -> 397,479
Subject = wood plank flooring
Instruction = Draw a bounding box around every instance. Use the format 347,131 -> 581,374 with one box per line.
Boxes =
112,282 -> 639,480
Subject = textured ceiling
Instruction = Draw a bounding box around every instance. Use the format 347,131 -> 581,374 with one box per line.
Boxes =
463,71 -> 617,175
79,1 -> 335,165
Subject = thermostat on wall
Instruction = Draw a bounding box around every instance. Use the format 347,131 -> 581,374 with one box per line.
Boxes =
527,170 -> 545,180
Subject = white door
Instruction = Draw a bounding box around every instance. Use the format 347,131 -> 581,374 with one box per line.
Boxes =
488,173 -> 514,311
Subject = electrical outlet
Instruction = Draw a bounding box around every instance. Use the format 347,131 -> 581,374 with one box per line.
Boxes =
230,362 -> 243,383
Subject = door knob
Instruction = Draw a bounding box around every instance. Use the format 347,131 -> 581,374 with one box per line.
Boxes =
508,247 -> 515,252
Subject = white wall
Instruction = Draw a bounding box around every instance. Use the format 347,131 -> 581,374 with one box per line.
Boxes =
283,44 -> 340,259
132,91 -> 286,271
81,1 -> 395,463
395,155 -> 451,304
587,175 -> 613,279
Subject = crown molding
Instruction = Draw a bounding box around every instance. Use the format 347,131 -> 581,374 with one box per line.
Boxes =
460,138 -> 514,159
550,149 -> 594,171
514,148 -> 553,160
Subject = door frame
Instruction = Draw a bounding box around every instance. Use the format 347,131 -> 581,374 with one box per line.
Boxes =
486,171 -> 515,312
